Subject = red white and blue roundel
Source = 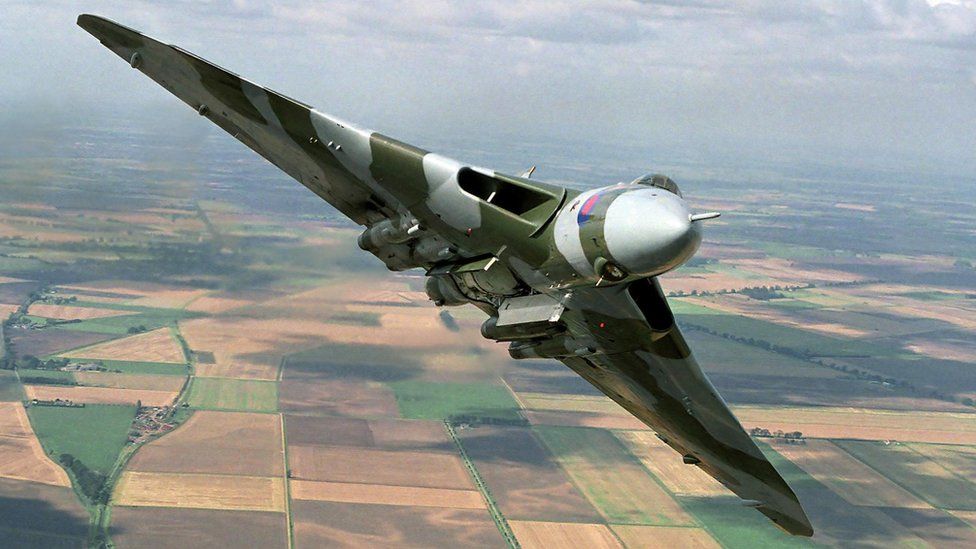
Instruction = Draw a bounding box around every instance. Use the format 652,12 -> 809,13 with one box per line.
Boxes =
576,184 -> 629,225
576,193 -> 602,225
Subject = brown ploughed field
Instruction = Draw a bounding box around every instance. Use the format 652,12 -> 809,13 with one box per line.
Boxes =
127,411 -> 284,477
109,507 -> 288,549
288,445 -> 474,490
62,327 -> 186,364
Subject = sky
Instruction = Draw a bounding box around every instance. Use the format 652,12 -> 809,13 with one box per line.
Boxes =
2,1 -> 974,179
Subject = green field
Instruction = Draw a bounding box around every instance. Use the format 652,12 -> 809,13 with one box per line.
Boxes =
535,426 -> 691,525
686,331 -> 838,378
0,371 -> 23,401
679,310 -> 891,358
389,380 -> 521,420
17,369 -> 76,384
836,440 -> 976,510
678,497 -> 813,549
187,377 -> 278,412
896,291 -> 959,301
27,404 -> 137,473
766,298 -> 822,310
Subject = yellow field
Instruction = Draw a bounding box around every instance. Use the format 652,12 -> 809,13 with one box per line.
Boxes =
615,431 -> 727,496
660,266 -> 774,294
949,510 -> 976,529
180,316 -> 333,380
290,480 -> 485,509
128,289 -> 209,309
611,525 -> 720,549
0,403 -> 70,487
539,429 -> 694,526
731,257 -> 863,284
732,406 -> 976,445
74,372 -> 185,392
113,471 -> 286,512
524,410 -> 645,430
24,385 -> 177,407
520,393 -> 626,415
509,521 -> 621,549
0,303 -> 19,318
62,328 -> 185,364
770,440 -> 929,508
682,295 -> 870,338
907,444 -> 976,480
905,337 -> 976,364
185,295 -> 253,314
181,285 -> 474,380
27,303 -> 133,320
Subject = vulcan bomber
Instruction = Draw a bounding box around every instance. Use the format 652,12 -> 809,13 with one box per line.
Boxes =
78,14 -> 813,536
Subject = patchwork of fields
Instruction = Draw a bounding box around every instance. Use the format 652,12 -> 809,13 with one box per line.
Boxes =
1,122 -> 974,548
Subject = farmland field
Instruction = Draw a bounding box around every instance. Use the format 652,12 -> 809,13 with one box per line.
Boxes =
536,426 -> 694,526
127,411 -> 284,477
24,385 -> 178,406
280,377 -> 399,418
62,327 -> 185,364
508,520 -> 621,549
732,405 -> 976,444
770,440 -> 928,508
9,328 -> 117,358
615,430 -> 727,497
84,359 -> 188,375
0,403 -> 71,486
27,404 -> 136,473
0,371 -> 24,401
187,377 -> 278,412
289,479 -> 486,509
611,525 -> 720,549
519,393 -> 627,415
113,471 -> 286,512
288,444 -> 473,489
284,415 -> 452,451
291,500 -> 504,547
0,478 -> 89,548
457,426 -> 602,522
73,372 -> 185,391
27,303 -> 134,321
390,380 -> 521,420
109,507 -> 288,549
906,443 -> 976,480
836,440 -> 976,510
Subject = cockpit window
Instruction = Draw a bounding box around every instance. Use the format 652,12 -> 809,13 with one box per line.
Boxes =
630,174 -> 682,197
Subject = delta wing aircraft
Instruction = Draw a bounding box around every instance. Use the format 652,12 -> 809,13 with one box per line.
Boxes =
78,14 -> 813,536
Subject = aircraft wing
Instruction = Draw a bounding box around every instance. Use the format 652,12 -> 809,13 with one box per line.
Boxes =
77,14 -> 407,227
549,278 -> 813,536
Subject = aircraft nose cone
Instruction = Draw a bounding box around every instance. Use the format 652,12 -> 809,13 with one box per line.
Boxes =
603,189 -> 702,277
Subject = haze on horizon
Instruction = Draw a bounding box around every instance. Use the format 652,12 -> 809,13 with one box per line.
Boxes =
2,1 -> 974,182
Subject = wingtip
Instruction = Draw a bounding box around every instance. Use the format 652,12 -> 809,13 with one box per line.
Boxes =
758,498 -> 814,537
77,13 -> 103,30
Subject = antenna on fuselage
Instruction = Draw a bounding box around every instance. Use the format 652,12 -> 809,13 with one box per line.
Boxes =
689,212 -> 721,222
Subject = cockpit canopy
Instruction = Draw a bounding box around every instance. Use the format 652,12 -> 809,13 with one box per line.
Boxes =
630,173 -> 682,198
